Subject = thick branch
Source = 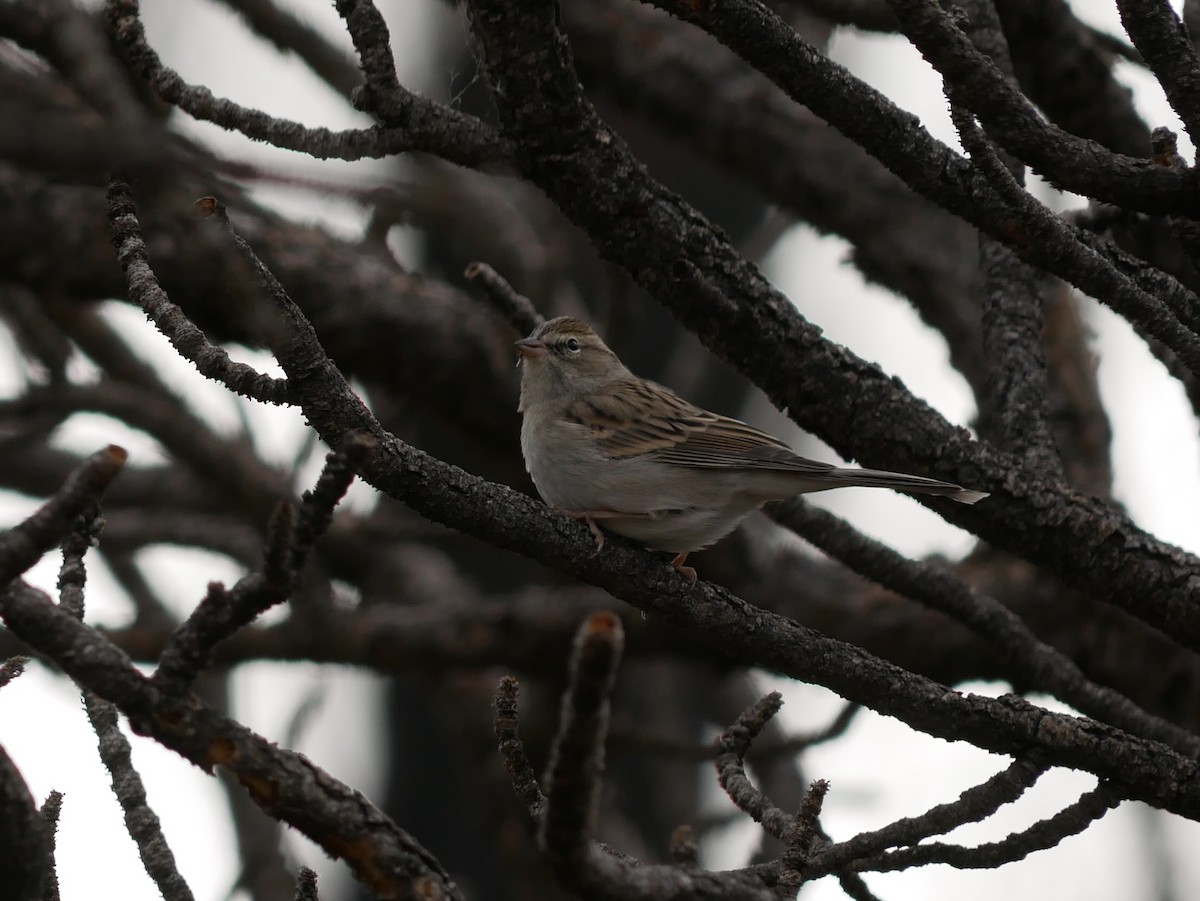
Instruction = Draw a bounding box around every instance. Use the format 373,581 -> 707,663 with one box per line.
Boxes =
464,0 -> 1200,651
116,184 -> 1200,818
882,0 -> 1199,211
1117,0 -> 1200,148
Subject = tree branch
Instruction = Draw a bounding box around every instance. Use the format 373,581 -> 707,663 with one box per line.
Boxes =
0,581 -> 464,901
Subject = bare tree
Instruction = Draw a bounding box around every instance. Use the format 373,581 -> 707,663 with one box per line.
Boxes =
2,0 -> 1200,899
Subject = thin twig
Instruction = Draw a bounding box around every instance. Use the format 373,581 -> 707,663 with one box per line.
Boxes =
493,676 -> 548,820
58,511 -> 196,901
464,261 -> 544,336
105,0 -> 510,167
106,181 -> 290,406
0,655 -> 28,690
83,691 -> 197,901
806,755 -> 1050,877
293,866 -> 320,901
540,612 -> 624,866
333,0 -> 409,123
153,431 -> 368,692
858,781 -> 1120,872
0,445 -> 126,586
40,790 -> 63,901
153,577 -> 284,692
669,824 -> 699,867
715,693 -> 795,842
290,433 -> 374,574
776,779 -> 831,894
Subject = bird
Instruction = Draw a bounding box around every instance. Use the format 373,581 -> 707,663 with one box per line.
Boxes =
515,316 -> 987,580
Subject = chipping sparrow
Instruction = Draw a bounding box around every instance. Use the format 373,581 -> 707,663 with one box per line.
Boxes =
516,317 -> 987,580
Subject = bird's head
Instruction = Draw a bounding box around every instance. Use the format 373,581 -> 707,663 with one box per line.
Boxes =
515,316 -> 628,408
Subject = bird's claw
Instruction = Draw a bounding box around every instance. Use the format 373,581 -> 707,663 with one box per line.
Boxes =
584,516 -> 606,555
560,510 -> 607,555
671,552 -> 697,584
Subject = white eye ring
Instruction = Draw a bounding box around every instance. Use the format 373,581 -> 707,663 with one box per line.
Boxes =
565,337 -> 581,352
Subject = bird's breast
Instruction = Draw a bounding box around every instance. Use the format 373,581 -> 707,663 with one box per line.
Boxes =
520,407 -> 611,511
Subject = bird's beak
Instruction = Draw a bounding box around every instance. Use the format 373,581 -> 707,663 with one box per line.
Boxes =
515,337 -> 549,359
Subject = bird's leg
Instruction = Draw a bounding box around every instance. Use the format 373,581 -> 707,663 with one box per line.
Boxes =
555,509 -> 695,581
671,552 -> 697,583
557,509 -> 625,554
578,514 -> 607,552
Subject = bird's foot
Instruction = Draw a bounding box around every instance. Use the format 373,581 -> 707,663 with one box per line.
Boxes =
559,509 -> 608,554
671,552 -> 697,583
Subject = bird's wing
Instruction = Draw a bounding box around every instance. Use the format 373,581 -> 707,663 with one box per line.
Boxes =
565,378 -> 837,474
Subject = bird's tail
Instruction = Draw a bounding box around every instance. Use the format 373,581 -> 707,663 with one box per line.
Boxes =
826,468 -> 988,505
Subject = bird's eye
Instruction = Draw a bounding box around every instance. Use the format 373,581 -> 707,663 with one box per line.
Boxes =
565,337 -> 581,352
